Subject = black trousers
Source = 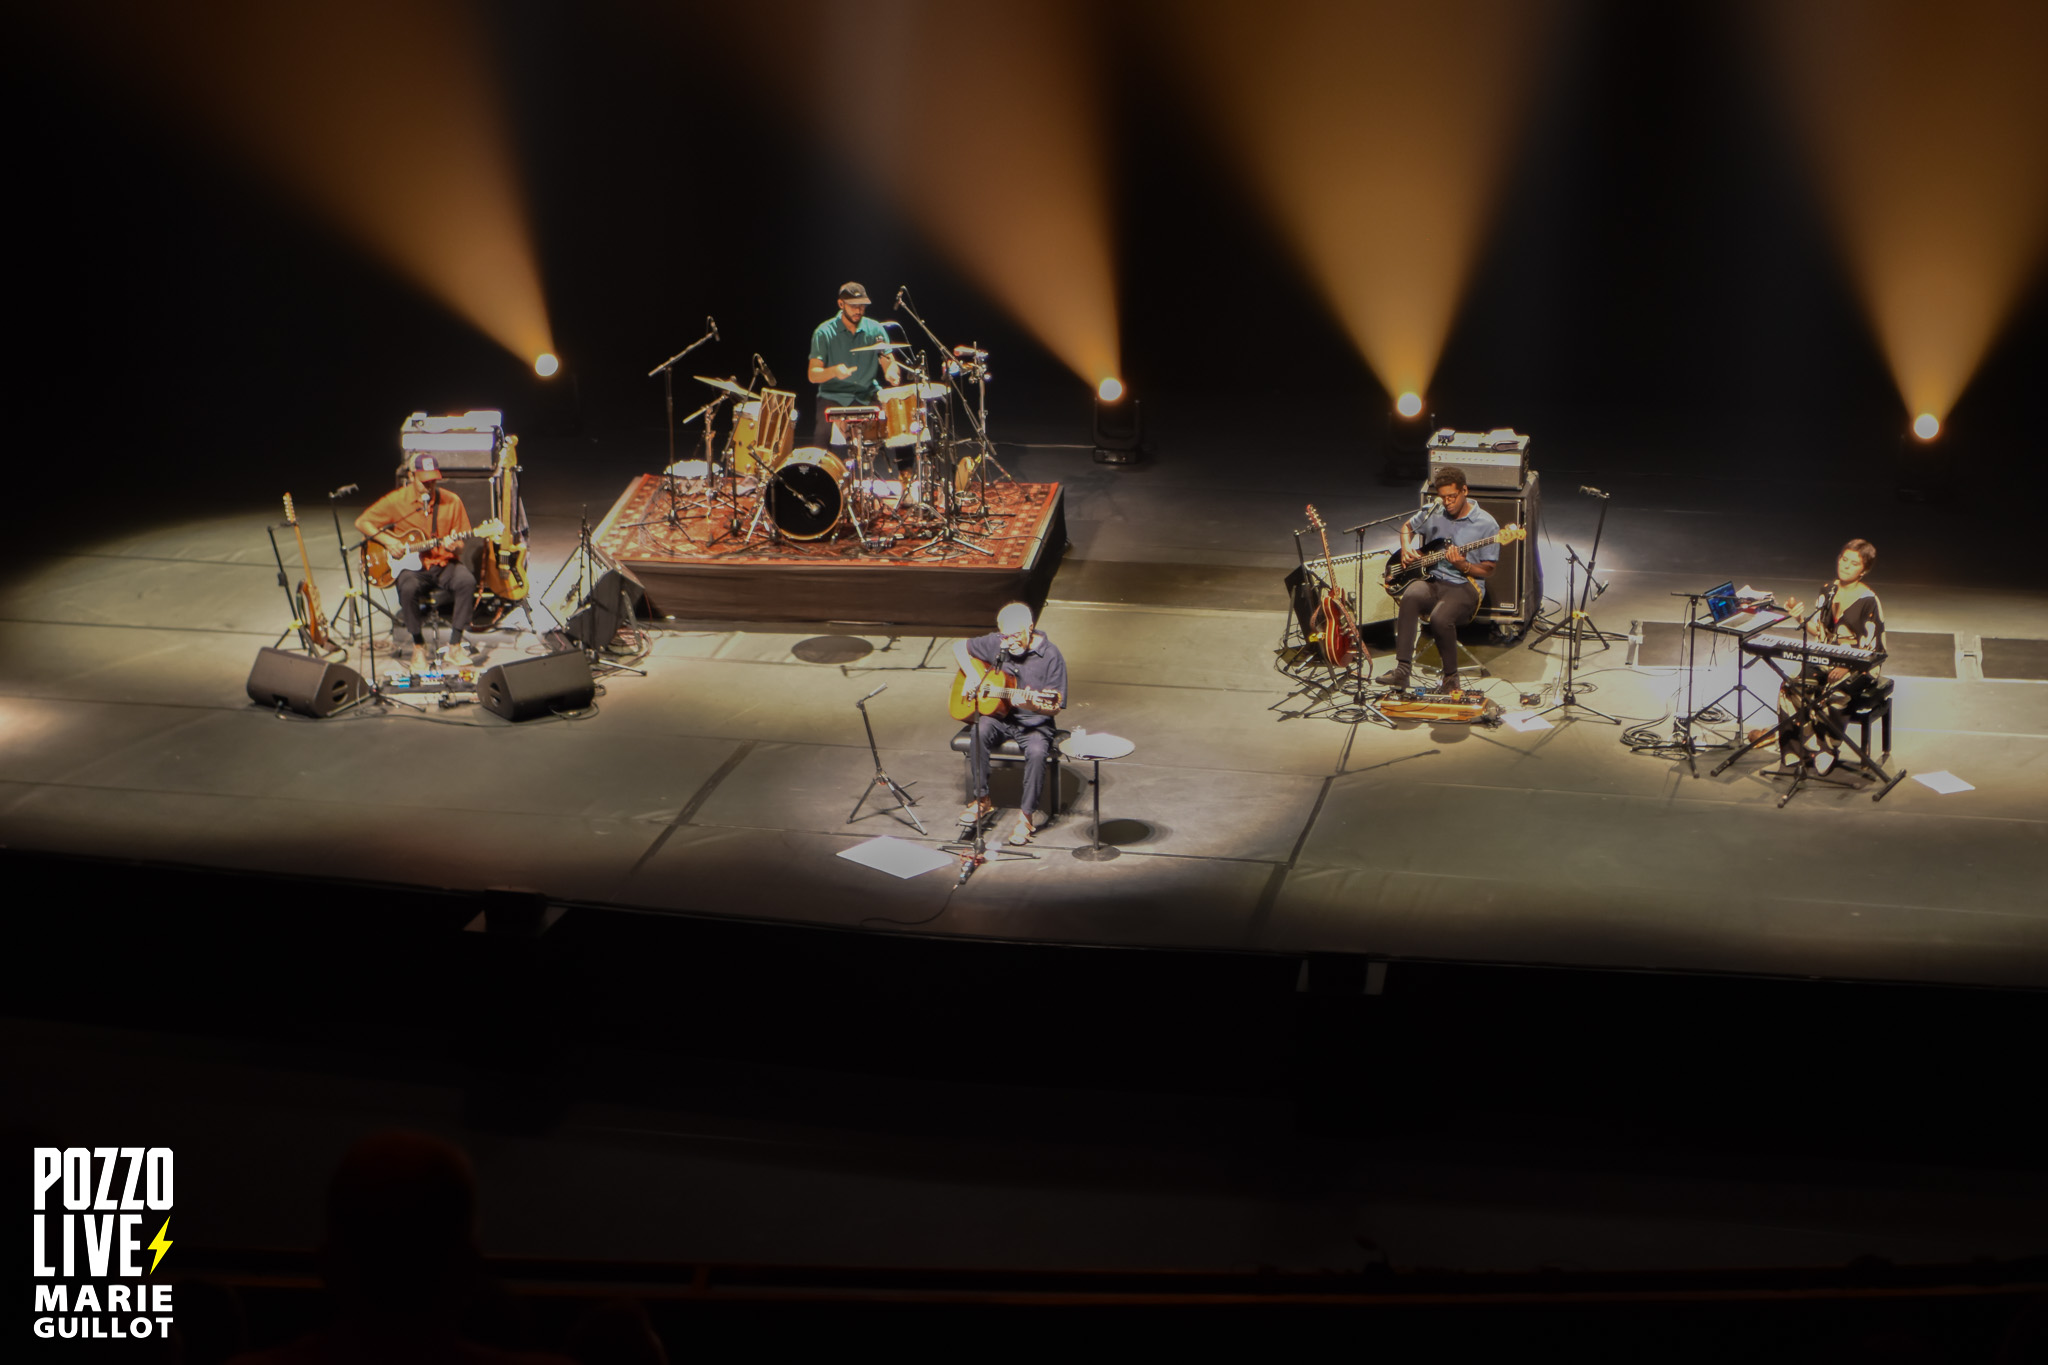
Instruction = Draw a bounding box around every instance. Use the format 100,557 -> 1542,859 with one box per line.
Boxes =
967,713 -> 1054,817
395,562 -> 478,640
1395,578 -> 1480,670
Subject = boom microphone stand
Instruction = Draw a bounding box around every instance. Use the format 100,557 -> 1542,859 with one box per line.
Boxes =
641,320 -> 719,545
1535,486 -> 1620,725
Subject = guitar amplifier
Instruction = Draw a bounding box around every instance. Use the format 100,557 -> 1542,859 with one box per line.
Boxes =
399,409 -> 504,472
1427,427 -> 1529,490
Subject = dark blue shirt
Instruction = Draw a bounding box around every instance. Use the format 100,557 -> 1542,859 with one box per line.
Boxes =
966,631 -> 1067,728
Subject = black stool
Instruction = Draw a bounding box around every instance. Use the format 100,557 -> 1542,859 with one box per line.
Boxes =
1846,676 -> 1895,759
949,724 -> 1069,819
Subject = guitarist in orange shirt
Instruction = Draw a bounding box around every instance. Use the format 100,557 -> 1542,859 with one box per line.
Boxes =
354,455 -> 479,673
951,602 -> 1067,846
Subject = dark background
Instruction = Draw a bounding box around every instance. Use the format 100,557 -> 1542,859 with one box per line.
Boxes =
11,0 -> 2045,556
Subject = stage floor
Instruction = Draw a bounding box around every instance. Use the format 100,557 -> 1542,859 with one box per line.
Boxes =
3,429 -> 2045,988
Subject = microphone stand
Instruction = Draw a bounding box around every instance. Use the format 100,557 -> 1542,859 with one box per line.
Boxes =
323,483 -> 391,644
846,685 -> 924,832
642,324 -> 719,545
1535,487 -> 1620,725
896,288 -> 1011,501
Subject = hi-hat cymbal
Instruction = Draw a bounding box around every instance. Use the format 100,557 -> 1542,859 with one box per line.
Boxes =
694,375 -> 757,399
851,341 -> 911,352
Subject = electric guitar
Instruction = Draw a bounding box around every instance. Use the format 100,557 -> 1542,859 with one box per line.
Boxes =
1382,523 -> 1526,594
948,654 -> 1061,720
361,519 -> 504,588
1303,504 -> 1362,667
282,494 -> 334,654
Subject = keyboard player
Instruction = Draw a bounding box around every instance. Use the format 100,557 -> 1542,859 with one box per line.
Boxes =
1751,539 -> 1886,774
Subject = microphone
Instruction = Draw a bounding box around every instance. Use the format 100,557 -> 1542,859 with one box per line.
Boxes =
328,483 -> 358,498
860,683 -> 887,703
1581,485 -> 1610,499
895,285 -> 907,308
754,353 -> 777,386
707,315 -> 719,341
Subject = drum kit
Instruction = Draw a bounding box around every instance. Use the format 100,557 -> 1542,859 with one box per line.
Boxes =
657,340 -> 1001,556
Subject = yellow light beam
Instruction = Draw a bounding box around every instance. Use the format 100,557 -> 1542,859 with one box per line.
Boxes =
1162,0 -> 1556,400
715,0 -> 1118,388
53,0 -> 552,364
1764,0 -> 2048,421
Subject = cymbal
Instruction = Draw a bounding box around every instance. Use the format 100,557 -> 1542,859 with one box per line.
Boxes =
851,341 -> 911,352
693,375 -> 756,399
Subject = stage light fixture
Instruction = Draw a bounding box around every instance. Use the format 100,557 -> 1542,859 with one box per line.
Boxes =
1093,381 -> 1143,465
1396,391 -> 1424,418
1913,413 -> 1940,440
535,353 -> 560,378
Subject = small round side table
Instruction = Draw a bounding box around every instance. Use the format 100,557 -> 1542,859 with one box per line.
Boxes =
1062,731 -> 1135,862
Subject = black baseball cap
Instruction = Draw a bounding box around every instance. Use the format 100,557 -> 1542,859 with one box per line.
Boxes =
837,282 -> 872,305
410,454 -> 443,476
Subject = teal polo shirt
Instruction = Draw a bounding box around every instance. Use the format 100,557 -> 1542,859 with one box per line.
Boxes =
809,313 -> 891,407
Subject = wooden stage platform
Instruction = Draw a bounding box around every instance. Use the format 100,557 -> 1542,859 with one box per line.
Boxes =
592,473 -> 1066,630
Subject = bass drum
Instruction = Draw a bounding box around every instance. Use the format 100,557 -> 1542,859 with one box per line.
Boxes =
766,448 -> 849,541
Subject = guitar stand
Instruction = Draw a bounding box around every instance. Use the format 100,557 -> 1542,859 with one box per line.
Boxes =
1272,520 -> 1392,726
846,691 -> 924,833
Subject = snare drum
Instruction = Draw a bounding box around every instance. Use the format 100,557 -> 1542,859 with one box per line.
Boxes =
877,384 -> 926,448
766,448 -> 850,540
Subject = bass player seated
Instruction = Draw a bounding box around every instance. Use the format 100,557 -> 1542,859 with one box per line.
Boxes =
1380,465 -> 1498,694
952,602 -> 1067,847
354,454 -> 480,673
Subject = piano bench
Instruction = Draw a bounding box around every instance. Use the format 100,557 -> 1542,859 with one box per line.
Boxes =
949,725 -> 1069,818
1846,677 -> 1895,758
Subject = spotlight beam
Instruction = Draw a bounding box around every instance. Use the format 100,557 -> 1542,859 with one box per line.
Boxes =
1164,0 -> 1556,401
1766,0 -> 2048,422
52,0 -> 554,367
714,0 -> 1119,389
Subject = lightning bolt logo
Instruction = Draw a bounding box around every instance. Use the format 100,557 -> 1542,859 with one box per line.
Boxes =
147,1218 -> 173,1274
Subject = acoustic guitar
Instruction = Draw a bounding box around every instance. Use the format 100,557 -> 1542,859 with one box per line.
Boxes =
1303,504 -> 1362,668
949,654 -> 1060,721
361,519 -> 504,588
282,494 -> 334,654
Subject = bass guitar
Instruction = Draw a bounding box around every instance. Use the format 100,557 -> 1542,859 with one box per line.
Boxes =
362,519 -> 503,588
1382,523 -> 1526,595
282,494 -> 334,654
949,655 -> 1061,720
1304,504 -> 1363,667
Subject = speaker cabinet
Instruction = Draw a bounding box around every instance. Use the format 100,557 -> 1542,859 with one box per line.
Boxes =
246,647 -> 369,717
1416,469 -> 1542,628
478,651 -> 595,722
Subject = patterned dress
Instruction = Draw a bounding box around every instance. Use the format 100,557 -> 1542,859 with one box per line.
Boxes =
1776,581 -> 1885,767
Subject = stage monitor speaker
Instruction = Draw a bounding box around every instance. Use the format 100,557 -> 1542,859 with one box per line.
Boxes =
566,567 -> 649,651
246,647 -> 369,718
479,651 -> 595,722
1416,470 -> 1542,629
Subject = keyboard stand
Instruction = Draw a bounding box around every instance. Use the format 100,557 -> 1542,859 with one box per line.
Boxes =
1709,650 -> 1907,806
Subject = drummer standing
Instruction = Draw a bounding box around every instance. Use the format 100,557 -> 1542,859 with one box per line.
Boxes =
806,281 -> 901,449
